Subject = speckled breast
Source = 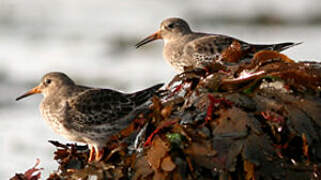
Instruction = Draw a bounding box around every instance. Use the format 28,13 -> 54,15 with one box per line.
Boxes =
39,100 -> 84,142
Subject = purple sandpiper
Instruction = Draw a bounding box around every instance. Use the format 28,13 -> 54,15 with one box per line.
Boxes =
16,72 -> 163,162
136,17 -> 301,73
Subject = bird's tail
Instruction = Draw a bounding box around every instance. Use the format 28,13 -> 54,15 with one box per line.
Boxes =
127,83 -> 164,106
253,42 -> 302,52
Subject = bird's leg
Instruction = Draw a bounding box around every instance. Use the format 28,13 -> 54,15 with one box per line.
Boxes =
95,147 -> 105,161
88,145 -> 96,163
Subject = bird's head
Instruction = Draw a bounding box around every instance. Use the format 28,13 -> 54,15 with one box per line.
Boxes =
16,72 -> 75,101
135,17 -> 192,48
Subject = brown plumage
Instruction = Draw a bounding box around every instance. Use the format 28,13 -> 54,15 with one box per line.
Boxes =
136,17 -> 301,73
16,72 -> 163,162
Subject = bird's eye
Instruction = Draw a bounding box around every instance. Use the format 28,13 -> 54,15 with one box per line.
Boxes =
45,79 -> 52,85
167,23 -> 175,29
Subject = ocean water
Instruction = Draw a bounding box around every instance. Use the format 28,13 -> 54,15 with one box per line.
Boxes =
1,0 -> 321,179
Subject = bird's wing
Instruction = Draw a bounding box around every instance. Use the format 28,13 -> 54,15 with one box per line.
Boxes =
183,35 -> 250,65
67,88 -> 135,126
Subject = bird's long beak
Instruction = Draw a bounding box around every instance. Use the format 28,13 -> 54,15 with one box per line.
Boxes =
16,85 -> 42,101
135,30 -> 161,48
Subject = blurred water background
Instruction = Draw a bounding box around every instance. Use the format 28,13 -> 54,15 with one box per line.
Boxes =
0,0 -> 321,179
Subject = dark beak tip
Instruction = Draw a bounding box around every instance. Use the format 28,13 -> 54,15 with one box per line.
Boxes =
135,41 -> 146,49
135,44 -> 140,49
15,96 -> 24,101
16,95 -> 26,101
135,32 -> 161,49
15,91 -> 37,101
